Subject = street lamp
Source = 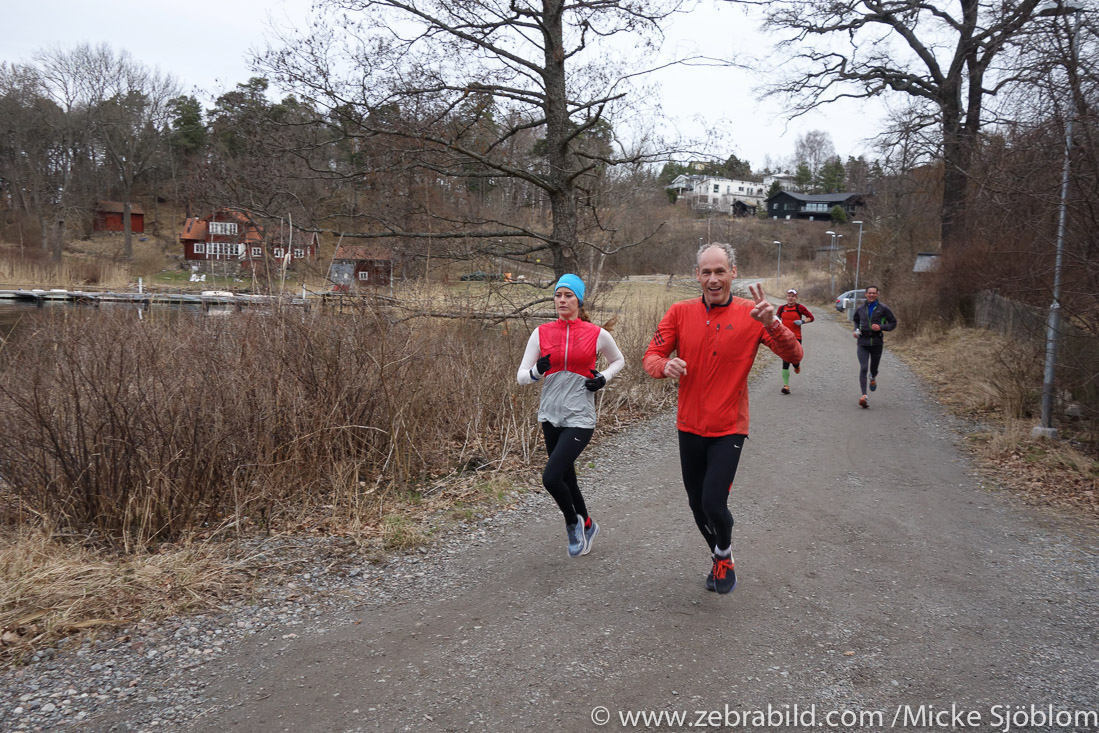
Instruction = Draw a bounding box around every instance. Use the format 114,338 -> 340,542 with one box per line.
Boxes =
825,230 -> 842,296
1034,0 -> 1084,439
773,240 -> 782,286
852,221 -> 864,292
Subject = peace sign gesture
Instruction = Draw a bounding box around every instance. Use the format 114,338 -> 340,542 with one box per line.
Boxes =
748,283 -> 776,327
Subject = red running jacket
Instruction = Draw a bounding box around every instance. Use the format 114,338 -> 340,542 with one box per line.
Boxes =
643,296 -> 803,436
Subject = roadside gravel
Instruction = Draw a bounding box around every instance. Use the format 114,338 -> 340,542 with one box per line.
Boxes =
0,480 -> 562,731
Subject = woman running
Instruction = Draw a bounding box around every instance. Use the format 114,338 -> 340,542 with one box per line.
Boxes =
516,274 -> 625,557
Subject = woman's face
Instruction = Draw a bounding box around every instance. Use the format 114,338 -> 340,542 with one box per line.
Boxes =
554,288 -> 580,320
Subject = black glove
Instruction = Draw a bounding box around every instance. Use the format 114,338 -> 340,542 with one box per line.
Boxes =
536,353 -> 551,375
584,370 -> 606,392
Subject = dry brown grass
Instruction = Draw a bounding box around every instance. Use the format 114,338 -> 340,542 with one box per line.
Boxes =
0,526 -> 253,663
0,253 -> 132,290
892,325 -> 1099,515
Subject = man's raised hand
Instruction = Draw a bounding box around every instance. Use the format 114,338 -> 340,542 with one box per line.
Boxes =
748,283 -> 776,326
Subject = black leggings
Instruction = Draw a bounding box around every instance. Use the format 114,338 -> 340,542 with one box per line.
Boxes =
541,423 -> 594,526
782,337 -> 803,370
857,343 -> 883,394
677,431 -> 747,553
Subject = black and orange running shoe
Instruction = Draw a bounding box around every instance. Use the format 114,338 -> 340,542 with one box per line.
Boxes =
712,554 -> 737,594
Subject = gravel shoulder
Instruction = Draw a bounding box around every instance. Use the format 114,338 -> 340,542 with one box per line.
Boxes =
3,310 -> 1097,732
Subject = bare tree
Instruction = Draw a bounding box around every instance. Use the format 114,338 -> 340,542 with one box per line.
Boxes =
258,0 -> 684,279
746,0 -> 1075,250
793,129 -> 834,179
80,45 -> 179,258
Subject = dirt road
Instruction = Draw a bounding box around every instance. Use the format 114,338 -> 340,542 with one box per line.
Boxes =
102,307 -> 1099,732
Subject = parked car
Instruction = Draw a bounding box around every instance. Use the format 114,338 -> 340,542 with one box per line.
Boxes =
459,271 -> 504,282
835,289 -> 867,312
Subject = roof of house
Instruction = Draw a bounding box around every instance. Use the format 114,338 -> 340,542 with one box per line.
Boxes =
333,244 -> 392,261
180,210 -> 264,243
180,218 -> 208,241
96,200 -> 145,215
767,191 -> 864,203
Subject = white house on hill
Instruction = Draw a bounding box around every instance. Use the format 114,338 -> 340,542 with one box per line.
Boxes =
667,175 -> 767,216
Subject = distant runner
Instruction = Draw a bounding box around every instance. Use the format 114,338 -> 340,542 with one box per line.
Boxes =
775,288 -> 814,394
517,274 -> 625,557
852,285 -> 897,409
643,243 -> 802,594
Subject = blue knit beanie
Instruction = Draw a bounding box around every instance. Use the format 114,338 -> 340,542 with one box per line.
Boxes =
554,274 -> 585,305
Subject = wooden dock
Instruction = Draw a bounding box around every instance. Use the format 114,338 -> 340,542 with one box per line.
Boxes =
0,289 -> 299,309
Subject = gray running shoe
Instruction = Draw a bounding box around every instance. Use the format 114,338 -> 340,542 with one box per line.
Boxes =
566,517 -> 587,557
705,555 -> 716,591
581,519 -> 599,555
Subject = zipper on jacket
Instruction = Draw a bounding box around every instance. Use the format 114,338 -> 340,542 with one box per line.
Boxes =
563,320 -> 571,371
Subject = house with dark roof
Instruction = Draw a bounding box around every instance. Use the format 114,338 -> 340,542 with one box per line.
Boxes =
765,191 -> 866,221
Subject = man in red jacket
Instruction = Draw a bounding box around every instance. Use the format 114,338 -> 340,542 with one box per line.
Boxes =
644,243 -> 803,594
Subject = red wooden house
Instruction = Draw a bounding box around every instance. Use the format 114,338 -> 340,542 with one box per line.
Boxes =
179,210 -> 319,272
329,244 -> 393,290
94,201 -> 145,233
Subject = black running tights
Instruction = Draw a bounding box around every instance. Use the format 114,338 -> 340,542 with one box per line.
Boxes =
541,423 -> 594,526
857,343 -> 883,394
677,431 -> 747,553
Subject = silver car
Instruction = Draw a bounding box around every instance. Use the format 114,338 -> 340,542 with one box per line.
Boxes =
834,289 -> 867,312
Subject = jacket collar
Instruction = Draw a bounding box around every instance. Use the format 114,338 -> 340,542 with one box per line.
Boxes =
701,294 -> 733,311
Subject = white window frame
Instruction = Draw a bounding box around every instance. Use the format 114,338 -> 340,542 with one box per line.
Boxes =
209,222 -> 238,235
206,242 -> 243,257
251,246 -> 262,258
293,248 -> 305,259
358,271 -> 370,281
194,242 -> 205,254
273,247 -> 284,258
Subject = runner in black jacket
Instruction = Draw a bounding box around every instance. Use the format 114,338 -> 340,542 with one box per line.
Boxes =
852,285 -> 897,408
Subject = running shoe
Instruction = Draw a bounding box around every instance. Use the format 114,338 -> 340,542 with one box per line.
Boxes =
712,554 -> 737,594
869,376 -> 877,391
581,518 -> 599,555
859,395 -> 869,409
566,517 -> 587,557
794,365 -> 801,374
781,386 -> 790,395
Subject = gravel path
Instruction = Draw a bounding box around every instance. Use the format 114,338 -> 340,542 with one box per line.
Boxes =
2,307 -> 1097,732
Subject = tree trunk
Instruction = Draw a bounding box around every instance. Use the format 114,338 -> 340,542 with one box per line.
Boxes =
123,198 -> 133,259
52,217 -> 64,263
541,0 -> 578,278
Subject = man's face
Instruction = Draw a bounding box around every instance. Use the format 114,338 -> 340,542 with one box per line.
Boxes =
786,292 -> 798,305
696,247 -> 737,306
866,287 -> 879,303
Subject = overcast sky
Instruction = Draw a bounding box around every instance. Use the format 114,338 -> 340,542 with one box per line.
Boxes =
4,0 -> 883,172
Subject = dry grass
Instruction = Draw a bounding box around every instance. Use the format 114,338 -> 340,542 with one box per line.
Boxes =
892,325 -> 1099,515
0,526 -> 253,663
0,253 -> 132,290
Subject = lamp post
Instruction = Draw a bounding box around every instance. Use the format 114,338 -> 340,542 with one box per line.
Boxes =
1034,0 -> 1084,439
825,231 -> 842,296
773,240 -> 782,286
852,221 -> 864,292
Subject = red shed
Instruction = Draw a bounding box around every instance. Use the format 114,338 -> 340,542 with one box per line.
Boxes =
94,201 -> 145,233
329,244 -> 393,290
